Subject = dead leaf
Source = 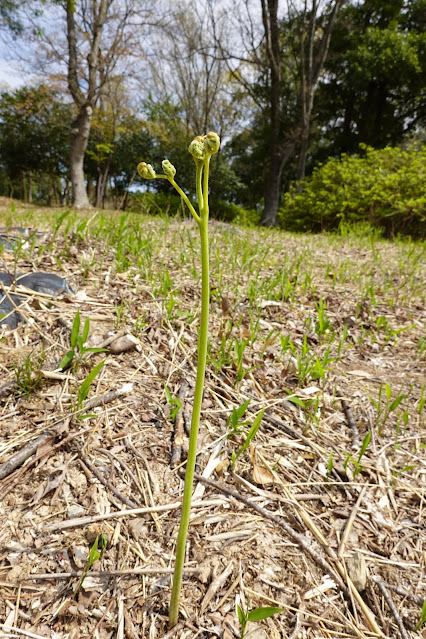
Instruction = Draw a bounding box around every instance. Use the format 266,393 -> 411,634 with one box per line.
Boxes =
304,575 -> 337,599
347,552 -> 367,592
30,467 -> 67,504
250,446 -> 275,485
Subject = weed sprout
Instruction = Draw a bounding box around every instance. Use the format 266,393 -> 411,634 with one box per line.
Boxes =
137,132 -> 220,628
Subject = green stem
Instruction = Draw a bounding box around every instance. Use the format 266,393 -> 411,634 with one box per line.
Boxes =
203,157 -> 210,219
156,174 -> 200,223
196,161 -> 204,215
168,168 -> 210,629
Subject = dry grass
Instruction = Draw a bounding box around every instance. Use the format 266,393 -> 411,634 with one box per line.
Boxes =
0,198 -> 425,639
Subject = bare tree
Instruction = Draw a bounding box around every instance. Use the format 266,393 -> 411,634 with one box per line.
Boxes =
295,0 -> 344,182
65,0 -> 156,208
209,0 -> 345,226
66,0 -> 108,208
89,78 -> 133,208
147,0 -> 247,142
6,0 -> 153,208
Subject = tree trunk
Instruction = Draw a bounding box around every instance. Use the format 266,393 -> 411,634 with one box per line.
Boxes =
95,158 -> 111,208
262,141 -> 297,226
87,178 -> 94,204
260,0 -> 281,227
62,179 -> 70,205
122,190 -> 129,211
296,129 -> 310,183
262,155 -> 283,226
95,172 -> 102,209
53,176 -> 60,205
101,171 -> 109,208
70,104 -> 93,208
261,0 -> 344,224
28,171 -> 33,203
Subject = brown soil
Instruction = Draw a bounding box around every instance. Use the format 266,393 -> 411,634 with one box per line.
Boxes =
0,202 -> 424,638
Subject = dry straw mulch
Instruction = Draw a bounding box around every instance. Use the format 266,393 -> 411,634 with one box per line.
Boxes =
0,204 -> 425,639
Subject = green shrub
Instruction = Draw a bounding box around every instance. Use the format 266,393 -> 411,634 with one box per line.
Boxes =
233,206 -> 261,227
126,191 -> 185,217
212,200 -> 260,226
279,145 -> 426,238
127,191 -> 260,227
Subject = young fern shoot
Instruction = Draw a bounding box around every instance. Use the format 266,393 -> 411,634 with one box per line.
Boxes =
137,132 -> 220,628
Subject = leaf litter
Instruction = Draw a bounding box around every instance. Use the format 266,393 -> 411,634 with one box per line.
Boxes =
0,200 -> 424,638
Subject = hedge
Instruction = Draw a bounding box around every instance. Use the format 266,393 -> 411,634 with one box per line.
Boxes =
279,145 -> 426,238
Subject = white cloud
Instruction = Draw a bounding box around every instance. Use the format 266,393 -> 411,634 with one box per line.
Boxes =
0,61 -> 26,89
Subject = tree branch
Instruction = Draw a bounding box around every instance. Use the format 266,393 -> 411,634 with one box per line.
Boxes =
66,0 -> 85,107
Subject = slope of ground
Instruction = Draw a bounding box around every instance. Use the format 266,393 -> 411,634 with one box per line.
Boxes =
0,199 -> 425,639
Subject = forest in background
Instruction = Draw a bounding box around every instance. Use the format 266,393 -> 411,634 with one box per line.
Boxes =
0,0 -> 424,236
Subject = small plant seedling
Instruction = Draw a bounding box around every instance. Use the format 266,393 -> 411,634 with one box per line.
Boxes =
230,408 -> 265,471
164,384 -> 183,421
53,209 -> 71,241
234,337 -> 251,382
137,132 -> 220,629
415,599 -> 426,631
165,290 -> 176,318
282,388 -> 314,410
237,598 -> 284,638
369,383 -> 408,434
227,399 -> 251,437
59,310 -> 106,371
76,359 -> 105,418
337,323 -> 349,357
114,299 -> 127,329
208,321 -> 234,372
419,385 -> 425,417
280,334 -> 295,358
74,534 -> 107,597
315,297 -> 331,341
344,430 -> 371,478
12,350 -> 46,396
134,312 -> 148,333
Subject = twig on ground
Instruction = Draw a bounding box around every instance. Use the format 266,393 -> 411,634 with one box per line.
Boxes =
0,385 -> 132,485
21,567 -> 200,581
378,582 -> 424,606
0,432 -> 54,480
187,472 -> 347,591
200,561 -> 234,615
0,379 -> 16,398
82,383 -> 133,411
288,601 -> 304,639
0,423 -> 91,499
42,497 -> 225,532
372,577 -> 410,639
79,453 -> 141,510
0,624 -> 49,639
93,446 -> 146,501
57,317 -> 73,331
261,411 -> 328,457
337,389 -> 361,450
86,598 -> 115,639
170,380 -> 188,468
123,606 -> 139,639
187,471 -> 382,636
338,484 -> 368,558
158,621 -> 185,639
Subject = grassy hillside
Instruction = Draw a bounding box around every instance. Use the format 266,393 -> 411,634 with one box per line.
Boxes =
0,198 -> 425,638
